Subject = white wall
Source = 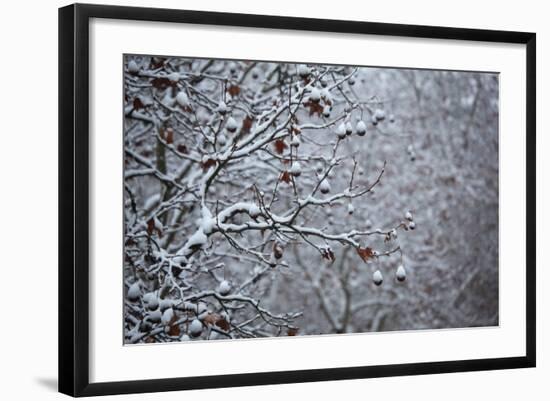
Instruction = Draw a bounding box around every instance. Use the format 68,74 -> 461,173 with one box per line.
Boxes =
0,0 -> 546,399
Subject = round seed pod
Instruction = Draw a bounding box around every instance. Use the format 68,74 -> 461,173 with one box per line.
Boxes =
127,60 -> 139,74
147,308 -> 162,323
290,161 -> 302,177
396,264 -> 407,282
356,120 -> 367,136
319,179 -> 331,194
373,270 -> 383,286
336,123 -> 347,139
218,280 -> 232,296
189,319 -> 203,337
127,282 -> 141,302
225,117 -> 238,133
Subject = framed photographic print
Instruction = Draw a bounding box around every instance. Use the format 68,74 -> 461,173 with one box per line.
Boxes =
58,3 -> 536,397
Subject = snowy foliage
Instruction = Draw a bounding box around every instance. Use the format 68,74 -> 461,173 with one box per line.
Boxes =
123,55 -> 499,343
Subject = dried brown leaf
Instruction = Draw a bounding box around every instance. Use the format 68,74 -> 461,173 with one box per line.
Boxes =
321,247 -> 336,263
303,100 -> 324,117
287,327 -> 299,336
356,247 -> 374,263
280,171 -> 292,184
165,128 -> 174,144
201,158 -> 217,171
227,85 -> 241,97
273,139 -> 288,155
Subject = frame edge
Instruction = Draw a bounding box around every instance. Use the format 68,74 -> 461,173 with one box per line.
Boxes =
58,2 -> 537,396
525,32 -> 536,368
58,3 -> 76,397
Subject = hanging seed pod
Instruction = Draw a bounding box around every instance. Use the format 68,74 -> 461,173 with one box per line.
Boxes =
319,179 -> 331,194
217,133 -> 227,147
290,161 -> 302,177
373,270 -> 383,286
356,120 -> 367,136
225,117 -> 238,133
218,280 -> 232,296
336,123 -> 347,139
127,60 -> 139,74
273,242 -> 284,260
147,308 -> 162,323
374,108 -> 386,121
167,72 -> 180,83
176,91 -> 190,108
127,281 -> 141,302
396,264 -> 407,282
143,292 -> 159,310
189,319 -> 203,337
216,101 -> 227,115
297,64 -> 311,78
309,87 -> 321,103
161,308 -> 175,325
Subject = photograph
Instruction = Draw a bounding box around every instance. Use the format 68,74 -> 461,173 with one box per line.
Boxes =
123,54 -> 499,344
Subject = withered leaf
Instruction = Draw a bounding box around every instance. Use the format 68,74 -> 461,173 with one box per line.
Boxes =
149,57 -> 167,69
287,327 -> 299,336
280,171 -> 292,184
356,246 -> 375,263
146,218 -> 162,237
303,100 -> 324,117
146,218 -> 155,236
201,158 -> 217,171
321,247 -> 336,263
273,139 -> 288,155
203,313 -> 231,332
177,144 -> 188,154
215,318 -> 230,331
290,125 -> 301,135
151,77 -> 173,89
227,85 -> 241,97
202,314 -> 218,326
167,324 -> 180,337
240,115 -> 254,134
133,97 -> 145,110
165,128 -> 174,144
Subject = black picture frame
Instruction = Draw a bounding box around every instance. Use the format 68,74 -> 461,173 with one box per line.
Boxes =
59,3 -> 536,397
